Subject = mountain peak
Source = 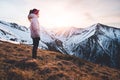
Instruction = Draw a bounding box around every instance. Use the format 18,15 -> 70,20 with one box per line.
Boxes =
96,23 -> 102,26
93,23 -> 106,29
94,23 -> 120,30
90,23 -> 115,33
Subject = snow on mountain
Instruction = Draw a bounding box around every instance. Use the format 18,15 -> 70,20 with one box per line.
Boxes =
64,23 -> 120,69
0,20 -> 52,49
59,25 -> 96,55
1,20 -> 120,69
51,27 -> 83,41
40,26 -> 55,43
0,20 -> 65,53
0,20 -> 30,43
48,23 -> 120,69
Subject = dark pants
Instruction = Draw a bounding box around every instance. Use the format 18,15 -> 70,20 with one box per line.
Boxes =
32,37 -> 40,59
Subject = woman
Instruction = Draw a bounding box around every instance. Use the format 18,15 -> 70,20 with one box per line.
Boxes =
28,8 -> 40,59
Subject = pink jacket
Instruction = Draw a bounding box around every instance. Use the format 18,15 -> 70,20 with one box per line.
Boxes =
28,13 -> 40,38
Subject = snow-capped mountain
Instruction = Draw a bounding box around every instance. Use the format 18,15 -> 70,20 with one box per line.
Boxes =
0,20 -> 30,43
52,27 -> 83,41
49,23 -> 120,69
0,20 -> 66,53
0,20 -> 120,69
64,23 -> 120,69
0,20 -> 50,48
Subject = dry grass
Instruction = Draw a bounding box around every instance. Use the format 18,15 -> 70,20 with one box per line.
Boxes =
0,40 -> 120,80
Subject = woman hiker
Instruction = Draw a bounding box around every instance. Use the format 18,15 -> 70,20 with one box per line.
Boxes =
28,8 -> 40,59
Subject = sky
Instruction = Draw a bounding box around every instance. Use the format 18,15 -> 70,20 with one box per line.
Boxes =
0,0 -> 120,28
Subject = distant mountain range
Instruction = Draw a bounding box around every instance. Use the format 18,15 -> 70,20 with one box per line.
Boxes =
0,20 -> 120,69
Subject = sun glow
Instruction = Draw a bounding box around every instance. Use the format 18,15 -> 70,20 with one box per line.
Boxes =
39,11 -> 87,28
1,0 -> 120,29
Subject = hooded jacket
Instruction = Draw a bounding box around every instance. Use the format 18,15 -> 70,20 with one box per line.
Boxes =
28,13 -> 40,38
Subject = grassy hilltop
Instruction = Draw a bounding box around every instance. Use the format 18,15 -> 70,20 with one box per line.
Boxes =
0,40 -> 120,80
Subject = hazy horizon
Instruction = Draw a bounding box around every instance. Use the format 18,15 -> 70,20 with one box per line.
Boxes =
0,0 -> 120,28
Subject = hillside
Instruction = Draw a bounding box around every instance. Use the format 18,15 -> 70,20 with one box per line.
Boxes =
0,41 -> 120,80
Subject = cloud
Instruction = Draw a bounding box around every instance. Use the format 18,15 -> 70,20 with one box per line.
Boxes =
84,13 -> 96,21
0,0 -> 120,28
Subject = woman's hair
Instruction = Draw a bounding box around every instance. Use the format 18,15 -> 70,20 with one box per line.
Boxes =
29,8 -> 39,15
29,10 -> 33,14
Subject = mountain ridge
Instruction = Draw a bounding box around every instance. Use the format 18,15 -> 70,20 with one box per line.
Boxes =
70,23 -> 120,69
0,20 -> 120,70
